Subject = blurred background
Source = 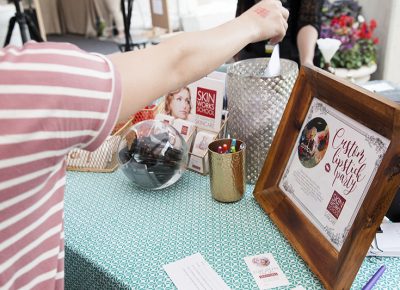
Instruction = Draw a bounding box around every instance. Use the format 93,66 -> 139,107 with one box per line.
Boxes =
0,0 -> 399,84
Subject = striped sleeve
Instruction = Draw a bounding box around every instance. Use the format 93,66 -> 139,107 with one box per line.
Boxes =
0,41 -> 121,290
0,41 -> 122,152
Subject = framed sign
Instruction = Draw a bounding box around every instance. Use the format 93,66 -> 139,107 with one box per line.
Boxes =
253,65 -> 400,290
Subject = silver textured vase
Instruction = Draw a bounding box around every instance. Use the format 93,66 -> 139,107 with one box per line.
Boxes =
226,58 -> 298,184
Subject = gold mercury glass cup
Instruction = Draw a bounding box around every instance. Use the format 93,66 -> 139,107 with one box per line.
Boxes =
208,139 -> 246,202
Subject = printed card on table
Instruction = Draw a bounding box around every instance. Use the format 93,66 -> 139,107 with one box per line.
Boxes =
163,253 -> 230,290
188,76 -> 225,133
244,253 -> 289,289
279,98 -> 390,251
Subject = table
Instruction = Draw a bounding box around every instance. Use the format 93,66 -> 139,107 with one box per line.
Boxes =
64,170 -> 400,289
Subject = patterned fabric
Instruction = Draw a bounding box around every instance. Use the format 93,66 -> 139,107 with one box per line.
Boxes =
64,170 -> 400,289
0,42 -> 121,289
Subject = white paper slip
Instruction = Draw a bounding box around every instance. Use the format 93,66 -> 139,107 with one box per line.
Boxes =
291,286 -> 306,290
368,221 -> 400,257
264,44 -> 281,77
362,82 -> 395,92
163,253 -> 231,290
244,253 -> 289,290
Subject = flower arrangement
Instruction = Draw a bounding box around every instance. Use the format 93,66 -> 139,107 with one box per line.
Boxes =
320,0 -> 379,69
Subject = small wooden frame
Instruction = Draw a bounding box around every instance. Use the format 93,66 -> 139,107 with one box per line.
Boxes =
253,65 -> 400,289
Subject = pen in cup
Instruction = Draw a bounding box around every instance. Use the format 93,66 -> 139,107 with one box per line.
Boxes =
217,139 -> 238,154
222,143 -> 229,153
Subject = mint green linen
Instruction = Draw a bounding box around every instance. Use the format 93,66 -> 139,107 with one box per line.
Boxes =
65,170 -> 400,289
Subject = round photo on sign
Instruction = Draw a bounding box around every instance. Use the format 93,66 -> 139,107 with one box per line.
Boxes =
298,117 -> 329,168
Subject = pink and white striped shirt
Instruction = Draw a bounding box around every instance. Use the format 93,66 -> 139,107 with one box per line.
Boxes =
0,41 -> 121,289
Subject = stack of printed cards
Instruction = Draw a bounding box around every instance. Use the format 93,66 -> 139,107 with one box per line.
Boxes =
188,130 -> 217,174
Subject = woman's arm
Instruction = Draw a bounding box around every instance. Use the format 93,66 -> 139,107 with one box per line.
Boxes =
108,0 -> 289,122
297,25 -> 319,66
296,0 -> 322,66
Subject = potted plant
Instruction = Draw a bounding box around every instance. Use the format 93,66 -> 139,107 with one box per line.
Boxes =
320,0 -> 379,83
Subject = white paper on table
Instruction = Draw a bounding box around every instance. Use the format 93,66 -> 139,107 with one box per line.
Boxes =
361,82 -> 395,93
368,222 -> 400,257
163,253 -> 231,290
151,0 -> 163,15
292,286 -> 306,290
264,44 -> 281,77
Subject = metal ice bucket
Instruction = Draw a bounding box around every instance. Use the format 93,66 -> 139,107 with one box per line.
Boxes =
226,58 -> 299,183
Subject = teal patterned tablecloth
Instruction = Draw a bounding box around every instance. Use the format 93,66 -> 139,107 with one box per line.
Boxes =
65,170 -> 400,289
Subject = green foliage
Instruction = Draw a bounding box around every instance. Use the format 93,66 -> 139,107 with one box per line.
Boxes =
330,40 -> 377,69
321,0 -> 378,69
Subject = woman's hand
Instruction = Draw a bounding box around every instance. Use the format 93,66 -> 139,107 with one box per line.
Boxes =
240,0 -> 289,44
110,0 -> 290,122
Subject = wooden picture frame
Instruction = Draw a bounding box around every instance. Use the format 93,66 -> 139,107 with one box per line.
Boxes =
253,65 -> 400,290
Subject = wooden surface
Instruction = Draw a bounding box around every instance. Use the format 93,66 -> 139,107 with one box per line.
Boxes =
32,0 -> 46,40
149,0 -> 171,33
253,65 -> 400,289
